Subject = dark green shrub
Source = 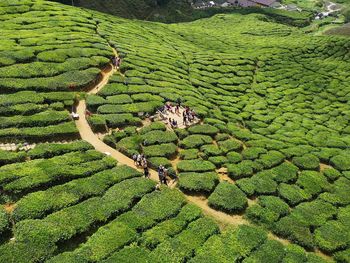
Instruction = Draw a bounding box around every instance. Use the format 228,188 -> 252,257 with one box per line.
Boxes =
0,207 -> 9,234
208,182 -> 247,213
180,134 -> 212,149
178,172 -> 219,194
323,168 -> 341,182
236,178 -> 256,196
257,150 -> 285,169
330,154 -> 350,171
188,124 -> 219,136
143,143 -> 177,158
148,157 -> 172,169
180,149 -> 199,160
115,135 -> 142,156
0,150 -> 26,165
319,178 -> 350,206
192,225 -> 267,262
139,122 -> 166,134
227,160 -> 261,180
200,144 -> 223,157
111,130 -> 127,142
177,159 -> 216,173
292,154 -> 320,170
87,115 -> 107,132
104,114 -> 141,128
106,94 -> 132,104
28,140 -> 93,159
250,171 -> 278,195
271,162 -> 298,183
226,151 -> 243,164
242,240 -> 285,263
150,217 -> 219,263
315,220 -> 349,253
208,156 -> 228,167
142,130 -> 178,145
86,95 -> 106,110
175,128 -> 189,139
296,171 -> 330,196
218,139 -> 243,153
241,147 -> 267,160
215,133 -> 231,142
273,216 -> 314,249
278,184 -> 312,206
246,195 -> 289,226
334,248 -> 350,263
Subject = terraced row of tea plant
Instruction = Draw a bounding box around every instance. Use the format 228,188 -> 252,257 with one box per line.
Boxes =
84,7 -> 350,260
1,0 -> 350,262
0,0 -> 113,142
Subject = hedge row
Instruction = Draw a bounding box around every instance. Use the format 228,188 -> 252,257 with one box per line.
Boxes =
150,217 -> 219,263
139,203 -> 202,249
0,150 -> 104,185
12,165 -> 141,221
177,159 -> 216,173
143,143 -> 177,158
0,178 -> 156,263
0,206 -> 9,235
178,172 -> 219,194
208,182 -> 248,214
0,149 -> 26,166
192,225 -> 267,262
3,157 -> 116,194
28,140 -> 93,159
0,122 -> 79,142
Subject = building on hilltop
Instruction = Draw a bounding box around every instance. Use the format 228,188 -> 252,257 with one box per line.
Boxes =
227,0 -> 278,7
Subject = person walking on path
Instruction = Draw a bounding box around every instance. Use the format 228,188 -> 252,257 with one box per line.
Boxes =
162,167 -> 168,185
158,165 -> 164,184
132,154 -> 138,166
144,166 -> 150,178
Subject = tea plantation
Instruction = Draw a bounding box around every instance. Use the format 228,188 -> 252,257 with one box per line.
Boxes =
0,0 -> 350,262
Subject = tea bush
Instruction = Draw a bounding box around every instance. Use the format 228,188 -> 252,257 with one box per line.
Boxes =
178,172 -> 219,194
208,182 -> 247,213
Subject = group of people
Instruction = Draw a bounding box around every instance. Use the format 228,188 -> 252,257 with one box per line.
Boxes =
132,153 -> 149,178
182,106 -> 197,126
111,56 -> 122,69
158,101 -> 198,128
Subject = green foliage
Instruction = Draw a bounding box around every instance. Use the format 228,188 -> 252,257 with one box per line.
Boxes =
88,115 -> 107,132
178,172 -> 219,194
243,240 -> 285,263
188,124 -> 219,136
218,139 -> 243,153
141,130 -> 178,145
180,134 -> 212,149
192,225 -> 268,262
0,207 -> 9,234
180,149 -> 199,160
330,154 -> 350,171
139,121 -> 166,134
177,159 -> 216,172
150,217 -> 219,263
139,203 -> 202,249
143,143 -> 177,158
13,166 -> 141,221
208,182 -> 247,213
28,141 -> 93,159
292,154 -> 320,170
246,196 -> 290,226
0,150 -> 26,165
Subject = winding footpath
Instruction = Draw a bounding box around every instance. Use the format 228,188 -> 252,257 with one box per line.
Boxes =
74,61 -> 330,260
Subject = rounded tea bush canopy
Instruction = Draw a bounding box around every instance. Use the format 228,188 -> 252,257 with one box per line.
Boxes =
0,0 -> 350,262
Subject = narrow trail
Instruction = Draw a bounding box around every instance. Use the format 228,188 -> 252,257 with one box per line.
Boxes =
74,61 -> 331,260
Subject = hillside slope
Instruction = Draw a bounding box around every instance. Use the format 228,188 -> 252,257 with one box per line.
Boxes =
0,0 -> 350,262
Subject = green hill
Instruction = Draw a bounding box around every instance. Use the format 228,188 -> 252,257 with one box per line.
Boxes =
0,0 -> 350,262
